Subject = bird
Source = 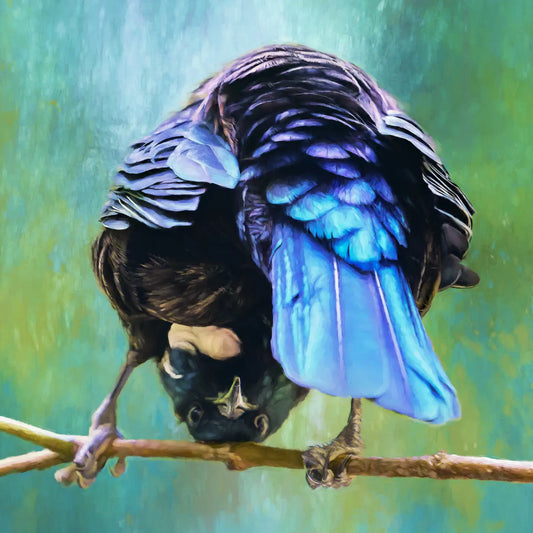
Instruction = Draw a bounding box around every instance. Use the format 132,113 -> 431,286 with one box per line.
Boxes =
64,44 -> 479,488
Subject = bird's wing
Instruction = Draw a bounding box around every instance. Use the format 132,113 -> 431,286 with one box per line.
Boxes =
100,104 -> 240,230
238,98 -> 460,423
267,168 -> 459,423
378,109 -> 474,239
376,108 -> 479,290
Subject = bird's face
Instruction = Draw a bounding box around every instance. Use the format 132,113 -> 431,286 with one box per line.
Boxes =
158,341 -> 308,443
176,375 -> 270,442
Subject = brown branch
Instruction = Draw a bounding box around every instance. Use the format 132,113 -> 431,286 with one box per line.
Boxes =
0,449 -> 65,476
344,453 -> 533,482
1,415 -> 532,483
0,416 -> 78,456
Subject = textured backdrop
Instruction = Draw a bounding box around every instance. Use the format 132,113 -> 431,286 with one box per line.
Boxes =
1,1 -> 532,532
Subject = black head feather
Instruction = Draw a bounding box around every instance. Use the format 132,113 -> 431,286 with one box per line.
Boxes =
158,344 -> 308,443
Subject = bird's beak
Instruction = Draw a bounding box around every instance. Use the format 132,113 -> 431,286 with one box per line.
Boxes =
211,376 -> 257,419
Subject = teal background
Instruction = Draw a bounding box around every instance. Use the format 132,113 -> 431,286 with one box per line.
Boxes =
1,1 -> 532,532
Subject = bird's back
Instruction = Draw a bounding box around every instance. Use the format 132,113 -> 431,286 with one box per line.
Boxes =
190,44 -> 476,311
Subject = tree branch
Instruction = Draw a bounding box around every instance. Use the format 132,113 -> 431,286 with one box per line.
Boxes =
1,415 -> 532,483
0,449 -> 65,476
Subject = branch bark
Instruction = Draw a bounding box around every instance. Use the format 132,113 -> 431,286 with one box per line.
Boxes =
1,415 -> 532,483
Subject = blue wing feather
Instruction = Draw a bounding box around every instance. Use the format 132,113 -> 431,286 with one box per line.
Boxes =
336,180 -> 376,205
266,138 -> 460,423
100,106 -> 240,230
266,178 -> 317,205
270,223 -> 460,423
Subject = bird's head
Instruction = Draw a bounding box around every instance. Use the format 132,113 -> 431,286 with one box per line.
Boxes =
157,327 -> 308,443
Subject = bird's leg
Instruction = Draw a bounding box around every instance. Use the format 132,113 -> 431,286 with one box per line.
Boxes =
302,398 -> 363,489
56,320 -> 169,488
56,350 -> 145,488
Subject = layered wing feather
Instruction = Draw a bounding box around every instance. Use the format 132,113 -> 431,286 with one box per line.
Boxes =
378,109 -> 474,241
270,224 -> 459,423
226,53 -> 465,422
262,140 -> 459,422
100,105 -> 240,230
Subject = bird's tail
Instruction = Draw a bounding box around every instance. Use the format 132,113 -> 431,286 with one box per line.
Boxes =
270,224 -> 460,424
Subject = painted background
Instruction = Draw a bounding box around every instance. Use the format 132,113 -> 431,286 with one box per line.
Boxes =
1,1 -> 532,531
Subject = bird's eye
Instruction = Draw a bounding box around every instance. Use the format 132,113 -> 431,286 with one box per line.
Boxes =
187,404 -> 204,426
254,414 -> 269,437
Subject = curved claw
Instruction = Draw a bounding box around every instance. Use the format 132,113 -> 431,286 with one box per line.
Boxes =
306,467 -> 334,489
54,464 -> 79,486
109,456 -> 127,478
306,468 -> 323,490
77,470 -> 98,489
303,445 -> 358,489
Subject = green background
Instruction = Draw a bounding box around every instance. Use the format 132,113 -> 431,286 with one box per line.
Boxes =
1,1 -> 532,532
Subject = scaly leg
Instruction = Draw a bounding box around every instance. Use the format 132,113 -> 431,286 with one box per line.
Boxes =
302,398 -> 363,489
56,350 -> 143,488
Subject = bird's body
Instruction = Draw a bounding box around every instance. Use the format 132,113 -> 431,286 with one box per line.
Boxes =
82,45 -> 478,474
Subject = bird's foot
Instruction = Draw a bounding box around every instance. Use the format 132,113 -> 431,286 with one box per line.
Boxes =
55,399 -> 126,488
303,399 -> 363,490
303,437 -> 361,489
